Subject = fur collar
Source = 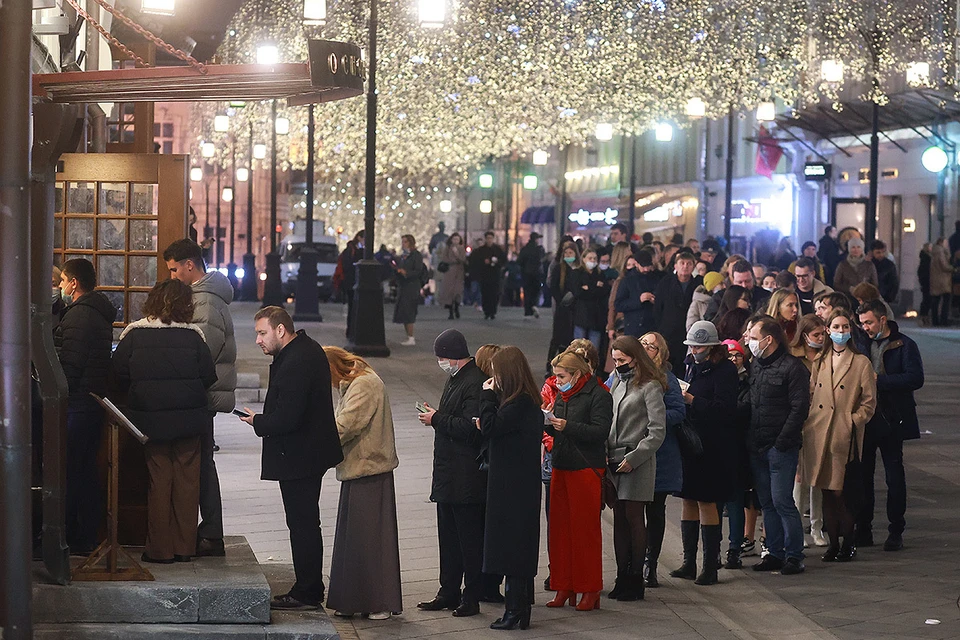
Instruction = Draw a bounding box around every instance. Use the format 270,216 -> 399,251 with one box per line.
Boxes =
119,317 -> 206,342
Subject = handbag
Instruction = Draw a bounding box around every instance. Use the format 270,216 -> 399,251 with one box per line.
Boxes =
560,291 -> 575,307
562,423 -> 617,509
437,261 -> 450,273
842,423 -> 865,515
675,417 -> 704,458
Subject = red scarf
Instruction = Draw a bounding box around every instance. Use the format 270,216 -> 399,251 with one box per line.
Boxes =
559,373 -> 589,403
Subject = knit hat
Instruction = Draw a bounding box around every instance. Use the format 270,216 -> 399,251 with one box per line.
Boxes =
722,339 -> 745,357
683,320 -> 721,346
434,328 -> 470,359
702,271 -> 724,293
847,237 -> 865,251
801,241 -> 817,252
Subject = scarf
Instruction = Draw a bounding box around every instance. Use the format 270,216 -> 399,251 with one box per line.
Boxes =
846,253 -> 865,267
559,373 -> 589,402
781,318 -> 798,342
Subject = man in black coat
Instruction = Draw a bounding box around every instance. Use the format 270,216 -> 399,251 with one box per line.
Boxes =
517,232 -> 545,318
731,259 -> 771,312
471,232 -> 507,320
746,317 -> 810,575
240,307 -> 344,610
55,258 -> 116,553
417,329 -> 490,617
653,251 -> 702,375
871,240 -> 900,304
818,225 -> 842,287
339,231 -> 364,340
855,301 -> 924,551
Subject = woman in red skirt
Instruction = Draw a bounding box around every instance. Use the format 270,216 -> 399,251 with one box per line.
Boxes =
544,350 -> 613,611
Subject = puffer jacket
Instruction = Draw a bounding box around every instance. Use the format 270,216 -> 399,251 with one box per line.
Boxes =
192,270 -> 237,412
54,290 -> 116,409
546,376 -> 613,470
748,344 -> 810,453
685,286 -> 714,331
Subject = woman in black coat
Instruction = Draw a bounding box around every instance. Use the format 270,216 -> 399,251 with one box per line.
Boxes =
547,241 -> 579,370
570,247 -> 609,351
112,279 -> 217,564
478,346 -> 543,631
670,321 -> 738,586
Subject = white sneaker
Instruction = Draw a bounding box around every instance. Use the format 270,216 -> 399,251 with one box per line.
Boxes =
366,612 -> 391,620
400,337 -> 416,346
812,530 -> 829,547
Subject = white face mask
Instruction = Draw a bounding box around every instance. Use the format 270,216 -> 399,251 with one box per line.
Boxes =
584,261 -> 598,271
748,338 -> 764,359
438,360 -> 460,376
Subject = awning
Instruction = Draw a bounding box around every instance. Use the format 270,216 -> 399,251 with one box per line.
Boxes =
520,205 -> 556,225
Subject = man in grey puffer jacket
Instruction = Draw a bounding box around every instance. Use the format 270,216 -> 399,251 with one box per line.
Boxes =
165,239 -> 238,556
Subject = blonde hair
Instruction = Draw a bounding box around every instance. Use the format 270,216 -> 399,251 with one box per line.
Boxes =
610,242 -> 633,274
639,332 -> 671,371
323,345 -> 371,384
550,349 -> 593,378
565,338 -> 600,371
475,344 -> 501,376
766,288 -> 799,322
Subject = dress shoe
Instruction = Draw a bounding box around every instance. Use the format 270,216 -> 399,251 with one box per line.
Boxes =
615,574 -> 644,601
575,592 -> 600,611
173,555 -> 192,563
780,558 -> 805,575
140,553 -> 175,565
490,608 -> 531,630
837,543 -> 857,562
752,555 -> 784,572
883,534 -> 903,551
821,545 -> 840,562
452,600 -> 480,617
417,596 -> 458,611
270,594 -> 319,610
607,575 -> 624,599
545,591 -> 576,608
644,562 -> 660,588
480,591 -> 505,604
195,538 -> 226,557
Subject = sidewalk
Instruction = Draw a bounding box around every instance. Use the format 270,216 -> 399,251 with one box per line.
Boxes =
217,301 -> 960,640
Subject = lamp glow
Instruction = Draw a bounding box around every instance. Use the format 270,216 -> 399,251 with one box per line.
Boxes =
222,187 -> 234,202
201,142 -> 215,158
654,123 -> 673,142
303,0 -> 326,25
256,44 -> 279,65
235,268 -> 246,279
906,61 -> 930,86
532,149 -> 549,166
921,146 -> 948,173
418,0 -> 445,28
478,173 -> 493,189
686,97 -> 706,118
236,167 -> 250,182
595,122 -> 614,141
214,114 -> 230,132
756,100 -> 776,122
141,0 -> 175,16
523,174 -> 538,190
275,117 -> 290,135
479,199 -> 492,214
253,144 -> 267,159
821,59 -> 844,83
439,199 -> 453,213
190,167 -> 204,182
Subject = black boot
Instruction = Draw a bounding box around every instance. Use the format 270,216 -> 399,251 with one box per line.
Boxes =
644,558 -> 660,588
723,548 -> 742,569
446,305 -> 455,320
454,303 -> 461,319
616,573 -> 645,601
695,524 -> 722,585
669,520 -> 700,580
607,574 -> 625,600
490,577 -> 531,630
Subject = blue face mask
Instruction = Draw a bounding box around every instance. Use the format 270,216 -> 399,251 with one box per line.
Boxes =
563,256 -> 576,265
830,331 -> 851,346
557,380 -> 573,393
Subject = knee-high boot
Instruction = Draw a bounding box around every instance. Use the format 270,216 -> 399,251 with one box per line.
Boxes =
695,524 -> 722,585
669,520 -> 699,580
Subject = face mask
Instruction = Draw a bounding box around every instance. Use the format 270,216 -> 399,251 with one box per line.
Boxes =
615,363 -> 633,380
402,249 -> 410,256
584,261 -> 597,270
692,350 -> 709,364
438,360 -> 460,376
748,339 -> 764,359
60,289 -> 73,304
806,339 -> 823,350
830,332 -> 851,346
557,380 -> 573,393
871,324 -> 887,341
52,287 -> 62,304
763,286 -> 775,293
563,256 -> 576,264
599,263 -> 611,271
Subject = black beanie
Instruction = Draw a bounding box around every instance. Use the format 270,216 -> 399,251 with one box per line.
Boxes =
434,329 -> 470,359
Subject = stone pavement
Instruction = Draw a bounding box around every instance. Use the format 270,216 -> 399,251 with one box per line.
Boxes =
217,300 -> 960,640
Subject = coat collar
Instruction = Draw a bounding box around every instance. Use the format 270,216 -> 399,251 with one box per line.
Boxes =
826,346 -> 854,390
118,317 -> 205,342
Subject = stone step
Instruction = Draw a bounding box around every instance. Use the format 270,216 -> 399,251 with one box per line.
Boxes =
34,537 -> 270,625
235,372 -> 261,389
235,387 -> 268,404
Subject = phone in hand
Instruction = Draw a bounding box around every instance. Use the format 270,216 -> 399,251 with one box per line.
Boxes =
233,409 -> 251,418
416,401 -> 430,414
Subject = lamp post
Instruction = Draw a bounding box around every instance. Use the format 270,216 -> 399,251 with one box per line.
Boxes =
262,98 -> 285,307
240,121 -> 259,301
227,136 -> 238,289
294,103 -> 322,322
215,163 -> 222,267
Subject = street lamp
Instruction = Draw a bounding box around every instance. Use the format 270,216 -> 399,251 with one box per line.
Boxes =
275,117 -> 290,135
253,143 -> 267,159
906,61 -> 930,86
821,59 -> 844,83
479,199 -> 493,213
478,172 -> 494,189
654,122 -> 674,142
522,174 -> 538,190
201,142 -> 215,158
190,166 -> 204,182
532,149 -> 549,166
221,187 -> 234,202
294,103 -> 323,323
236,167 -> 249,182
685,97 -> 706,118
214,114 -> 230,132
756,100 -> 776,122
595,122 -> 614,141
921,146 -> 948,173
257,43 -> 279,65
141,0 -> 175,16
241,121 -> 260,302
418,0 -> 445,28
262,99 -> 286,307
303,0 -> 327,25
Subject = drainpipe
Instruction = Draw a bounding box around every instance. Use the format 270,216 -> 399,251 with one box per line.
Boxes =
0,0 -> 37,638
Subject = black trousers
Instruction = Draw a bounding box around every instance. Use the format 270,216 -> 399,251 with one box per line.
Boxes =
66,406 -> 104,551
858,427 -> 907,537
197,412 -> 223,541
480,281 -> 501,318
523,276 -> 540,315
279,474 -> 326,604
437,502 -> 485,604
931,294 -> 951,326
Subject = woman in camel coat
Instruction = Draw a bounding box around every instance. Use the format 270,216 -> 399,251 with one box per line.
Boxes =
801,308 -> 876,563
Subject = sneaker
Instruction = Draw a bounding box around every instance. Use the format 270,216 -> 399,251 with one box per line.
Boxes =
400,337 -> 416,346
780,558 -> 805,575
740,539 -> 757,556
723,550 -> 743,570
752,556 -> 784,572
366,612 -> 391,620
812,530 -> 829,547
759,537 -> 770,559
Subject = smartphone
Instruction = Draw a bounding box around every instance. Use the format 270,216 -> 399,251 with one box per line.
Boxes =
416,401 -> 430,414
233,409 -> 251,418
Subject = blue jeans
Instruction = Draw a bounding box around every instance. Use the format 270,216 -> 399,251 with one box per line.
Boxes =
573,326 -> 602,352
720,494 -> 746,554
750,447 -> 804,561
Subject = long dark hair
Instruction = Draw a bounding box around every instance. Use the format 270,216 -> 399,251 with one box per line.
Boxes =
817,308 -> 861,364
717,285 -> 750,317
611,336 -> 667,390
492,346 -> 540,406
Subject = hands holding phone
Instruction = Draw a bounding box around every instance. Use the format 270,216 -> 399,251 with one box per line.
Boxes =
235,407 -> 255,426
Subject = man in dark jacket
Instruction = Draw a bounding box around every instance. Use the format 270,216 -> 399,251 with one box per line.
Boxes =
871,240 -> 900,304
417,329 -> 489,617
654,251 -> 702,375
818,225 -> 842,287
746,317 -> 811,575
55,258 -> 116,553
855,301 -> 924,551
517,232 -> 545,318
339,231 -> 364,339
240,307 -> 343,610
471,232 -> 507,320
731,259 -> 771,312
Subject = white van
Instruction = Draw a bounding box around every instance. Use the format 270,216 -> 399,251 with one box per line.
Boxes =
279,233 -> 339,301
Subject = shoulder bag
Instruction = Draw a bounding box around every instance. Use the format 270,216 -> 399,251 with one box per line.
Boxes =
675,417 -> 704,458
560,415 -> 618,510
842,423 -> 865,514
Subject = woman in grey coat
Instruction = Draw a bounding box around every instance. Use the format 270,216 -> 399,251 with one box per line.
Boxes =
606,336 -> 666,602
436,233 -> 467,319
392,234 -> 426,346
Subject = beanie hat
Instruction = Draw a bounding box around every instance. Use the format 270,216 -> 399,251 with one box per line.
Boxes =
847,237 -> 865,251
434,329 -> 470,359
722,339 -> 745,357
702,271 -> 724,293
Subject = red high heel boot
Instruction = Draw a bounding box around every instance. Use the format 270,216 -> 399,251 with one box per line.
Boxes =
545,591 -> 577,608
575,592 -> 600,611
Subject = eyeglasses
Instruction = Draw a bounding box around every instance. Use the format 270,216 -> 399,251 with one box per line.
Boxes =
640,342 -> 658,351
795,272 -> 813,279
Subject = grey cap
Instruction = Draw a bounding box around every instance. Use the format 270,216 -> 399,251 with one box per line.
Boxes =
683,320 -> 721,346
847,236 -> 865,250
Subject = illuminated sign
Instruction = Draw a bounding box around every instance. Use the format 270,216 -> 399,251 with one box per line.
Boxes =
568,207 -> 619,226
803,162 -> 831,181
903,218 -> 917,233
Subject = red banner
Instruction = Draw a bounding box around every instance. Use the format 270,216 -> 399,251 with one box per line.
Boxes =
755,125 -> 784,179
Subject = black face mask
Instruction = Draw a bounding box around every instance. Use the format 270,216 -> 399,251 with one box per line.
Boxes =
615,363 -> 634,380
